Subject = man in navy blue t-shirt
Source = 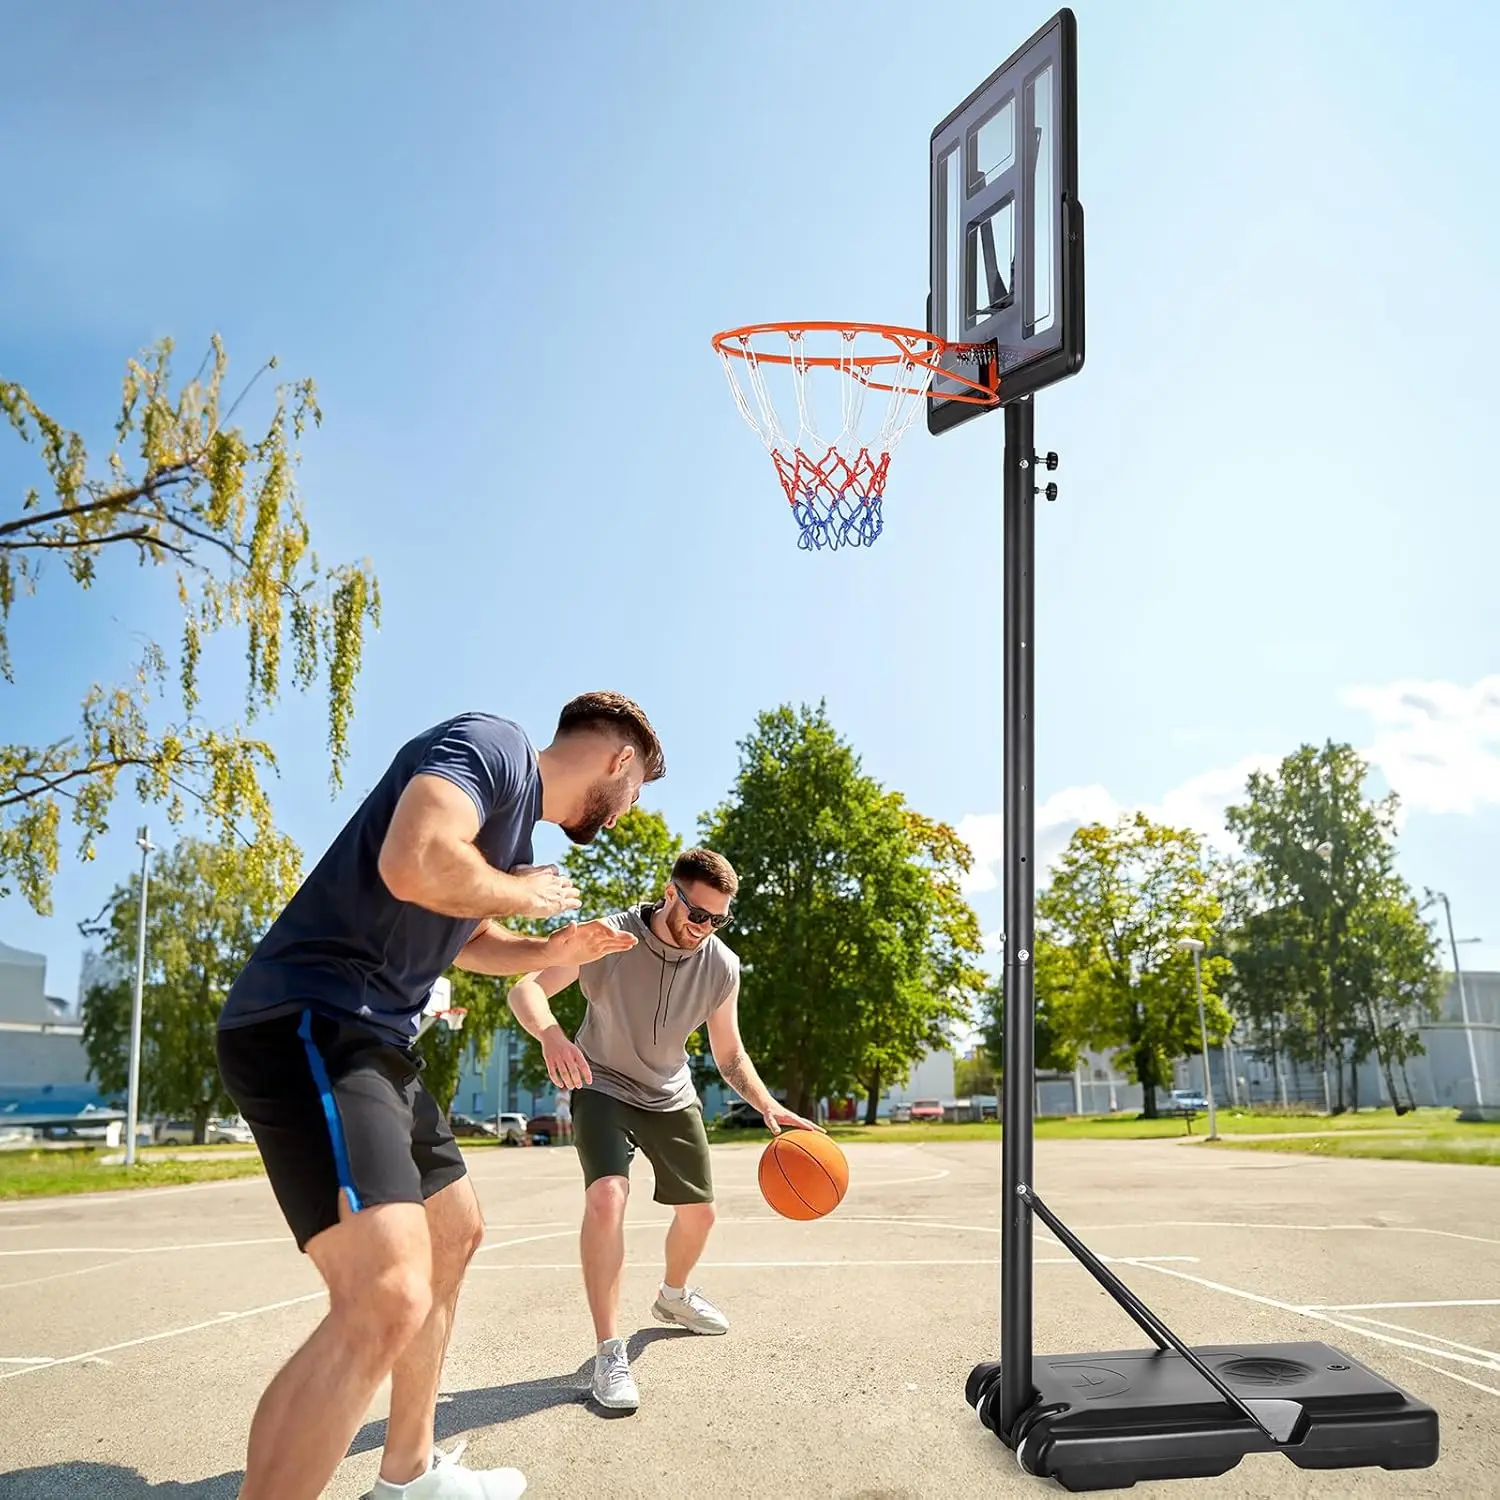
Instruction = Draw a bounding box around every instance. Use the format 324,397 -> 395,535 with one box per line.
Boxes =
216,691 -> 664,1500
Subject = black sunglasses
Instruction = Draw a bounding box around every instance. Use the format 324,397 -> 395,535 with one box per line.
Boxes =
671,881 -> 732,929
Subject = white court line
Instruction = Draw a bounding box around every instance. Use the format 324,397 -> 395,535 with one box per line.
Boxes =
0,1237 -> 286,1259
1311,1299 -> 1500,1311
0,1263 -> 133,1294
0,1176 -> 259,1215
1397,1354 -> 1500,1399
471,1255 -> 1201,1272
0,1291 -> 325,1382
1327,1314 -> 1500,1364
1065,1219 -> 1500,1248
1126,1260 -> 1500,1392
713,1168 -> 952,1194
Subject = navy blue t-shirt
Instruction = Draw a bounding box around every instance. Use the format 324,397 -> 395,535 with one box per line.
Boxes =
219,713 -> 543,1046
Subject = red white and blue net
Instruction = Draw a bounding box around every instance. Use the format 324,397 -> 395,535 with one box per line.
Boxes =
714,323 -> 977,552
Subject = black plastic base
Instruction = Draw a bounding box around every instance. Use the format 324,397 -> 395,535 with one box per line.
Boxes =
967,1341 -> 1440,1492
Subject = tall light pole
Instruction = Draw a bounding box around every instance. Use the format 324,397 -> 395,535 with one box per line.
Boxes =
1424,887 -> 1483,1113
1177,937 -> 1218,1141
125,826 -> 155,1167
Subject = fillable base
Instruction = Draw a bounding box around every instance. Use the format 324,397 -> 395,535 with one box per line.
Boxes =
967,1341 -> 1440,1492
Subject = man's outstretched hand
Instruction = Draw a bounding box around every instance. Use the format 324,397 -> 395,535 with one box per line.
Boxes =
543,918 -> 637,967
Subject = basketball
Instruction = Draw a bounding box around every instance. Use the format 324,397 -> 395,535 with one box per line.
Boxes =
757,1128 -> 849,1220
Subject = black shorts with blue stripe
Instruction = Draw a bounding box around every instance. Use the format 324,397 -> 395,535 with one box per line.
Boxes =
216,1007 -> 467,1251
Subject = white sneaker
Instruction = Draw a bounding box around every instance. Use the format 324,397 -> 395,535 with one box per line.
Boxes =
651,1285 -> 729,1335
370,1440 -> 526,1500
591,1337 -> 640,1409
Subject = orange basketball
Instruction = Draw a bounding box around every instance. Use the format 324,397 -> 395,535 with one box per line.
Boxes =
758,1128 -> 849,1220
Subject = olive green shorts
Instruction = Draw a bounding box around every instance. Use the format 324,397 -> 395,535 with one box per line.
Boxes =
570,1087 -> 714,1205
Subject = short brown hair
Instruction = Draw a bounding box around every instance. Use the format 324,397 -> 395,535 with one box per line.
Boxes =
556,691 -> 666,782
672,847 -> 738,897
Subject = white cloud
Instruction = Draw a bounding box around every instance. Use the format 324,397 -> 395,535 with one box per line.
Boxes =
1341,675 -> 1500,816
957,757 -> 1273,894
956,676 -> 1500,896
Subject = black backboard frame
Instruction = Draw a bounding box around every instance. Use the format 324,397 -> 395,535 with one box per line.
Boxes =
927,8 -> 1084,433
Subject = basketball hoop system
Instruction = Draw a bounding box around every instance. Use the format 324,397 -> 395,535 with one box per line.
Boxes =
713,321 -> 998,551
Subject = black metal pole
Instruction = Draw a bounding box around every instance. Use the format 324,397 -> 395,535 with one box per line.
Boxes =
999,396 -> 1037,1439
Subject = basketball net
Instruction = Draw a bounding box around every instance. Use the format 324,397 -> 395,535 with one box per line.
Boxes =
714,322 -> 997,552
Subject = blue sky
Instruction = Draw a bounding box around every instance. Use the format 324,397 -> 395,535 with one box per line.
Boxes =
4,0 -> 1499,1006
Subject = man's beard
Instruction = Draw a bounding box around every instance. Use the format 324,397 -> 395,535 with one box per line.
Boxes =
561,781 -> 616,845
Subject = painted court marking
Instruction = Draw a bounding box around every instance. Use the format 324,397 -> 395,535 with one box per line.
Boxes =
471,1254 -> 1201,1272
0,1292 -> 325,1383
1126,1259 -> 1500,1399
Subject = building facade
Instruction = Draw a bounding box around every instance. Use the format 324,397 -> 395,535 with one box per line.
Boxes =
0,939 -> 104,1125
1174,970 -> 1500,1116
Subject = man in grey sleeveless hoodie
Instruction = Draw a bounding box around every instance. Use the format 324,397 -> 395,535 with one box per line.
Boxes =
506,847 -> 819,1409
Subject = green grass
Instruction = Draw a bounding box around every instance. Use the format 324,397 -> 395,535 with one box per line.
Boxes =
0,1146 -> 270,1200
9,1107 -> 1493,1198
1213,1129 -> 1500,1167
706,1107 -> 1492,1148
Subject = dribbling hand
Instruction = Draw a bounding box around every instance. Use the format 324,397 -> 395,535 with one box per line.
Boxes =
509,864 -> 582,919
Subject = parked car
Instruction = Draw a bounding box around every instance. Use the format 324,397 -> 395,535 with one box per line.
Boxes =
1167,1089 -> 1209,1113
528,1113 -> 560,1144
717,1100 -> 772,1129
155,1118 -> 197,1146
908,1099 -> 945,1122
448,1113 -> 498,1138
207,1116 -> 255,1145
495,1112 -> 528,1145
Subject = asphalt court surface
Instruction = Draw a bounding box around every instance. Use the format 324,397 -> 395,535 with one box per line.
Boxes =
1,1138 -> 1497,1498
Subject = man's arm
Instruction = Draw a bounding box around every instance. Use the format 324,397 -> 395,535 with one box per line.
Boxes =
707,982 -> 824,1133
508,963 -> 594,1091
705,983 -> 776,1112
453,921 -> 553,977
506,964 -> 580,1039
456,913 -> 638,979
377,774 -> 578,920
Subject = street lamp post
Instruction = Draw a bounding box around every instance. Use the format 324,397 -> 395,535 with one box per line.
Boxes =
125,826 -> 155,1167
1424,888 -> 1484,1114
1177,937 -> 1218,1141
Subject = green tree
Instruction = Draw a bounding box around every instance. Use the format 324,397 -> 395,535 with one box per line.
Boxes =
414,967 -> 514,1117
1223,743 -> 1442,1112
979,940 -> 1087,1080
80,832 -> 302,1142
699,703 -> 984,1120
1040,814 -> 1230,1118
954,1048 -> 998,1098
512,807 -> 681,1090
2,337 -> 380,915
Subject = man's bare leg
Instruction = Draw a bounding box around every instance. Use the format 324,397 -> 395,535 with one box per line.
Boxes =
239,1200 -> 432,1500
652,1201 -> 729,1336
379,1177 -> 485,1485
580,1175 -> 629,1342
663,1201 -> 715,1289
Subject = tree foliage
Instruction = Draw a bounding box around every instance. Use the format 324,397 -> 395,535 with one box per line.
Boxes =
699,703 -> 985,1119
980,939 -> 1087,1080
80,833 -> 302,1141
1,336 -> 380,914
1222,741 -> 1442,1112
1038,814 -> 1230,1117
415,967 -> 515,1117
513,807 -> 682,1091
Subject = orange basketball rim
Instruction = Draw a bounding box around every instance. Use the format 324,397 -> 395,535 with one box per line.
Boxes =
712,320 -> 999,552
